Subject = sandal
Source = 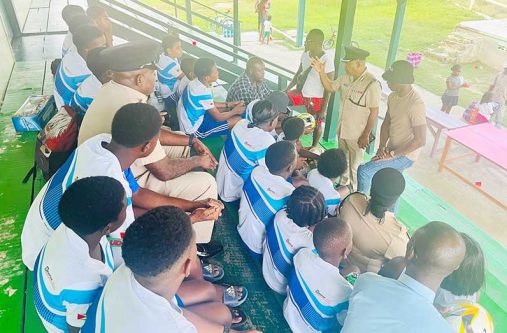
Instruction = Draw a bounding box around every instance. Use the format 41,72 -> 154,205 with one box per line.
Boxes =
201,262 -> 224,283
222,284 -> 248,307
230,308 -> 249,331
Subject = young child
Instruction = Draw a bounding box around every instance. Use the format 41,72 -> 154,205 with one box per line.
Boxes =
157,32 -> 185,112
177,58 -> 245,138
164,57 -> 196,130
284,217 -> 354,332
307,148 -> 349,216
262,15 -> 272,44
238,141 -> 299,260
71,46 -> 112,114
278,116 -> 320,164
33,176 -> 126,333
216,100 -> 278,202
61,5 -> 85,56
441,64 -> 468,113
94,206 -> 260,333
262,186 -> 327,294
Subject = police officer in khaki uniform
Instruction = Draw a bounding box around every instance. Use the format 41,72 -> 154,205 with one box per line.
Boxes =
311,46 -> 381,190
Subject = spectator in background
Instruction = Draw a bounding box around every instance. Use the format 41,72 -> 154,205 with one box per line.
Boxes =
157,33 -> 185,114
61,5 -> 85,56
286,29 -> 334,150
255,0 -> 271,42
341,221 -> 466,333
489,61 -> 507,127
227,57 -> 271,107
87,5 -> 114,47
357,60 -> 426,211
54,24 -> 106,109
71,46 -> 112,114
262,15 -> 272,45
166,57 -> 197,130
339,168 -> 409,273
441,64 -> 468,114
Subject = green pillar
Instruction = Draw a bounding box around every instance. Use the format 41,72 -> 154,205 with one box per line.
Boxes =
385,0 -> 407,69
323,0 -> 357,142
233,0 -> 241,47
296,0 -> 306,48
185,0 -> 192,25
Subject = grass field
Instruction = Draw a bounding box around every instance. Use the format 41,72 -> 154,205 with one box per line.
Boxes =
142,0 -> 507,126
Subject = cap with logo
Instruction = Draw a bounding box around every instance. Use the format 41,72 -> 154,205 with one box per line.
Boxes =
341,46 -> 370,62
102,39 -> 161,72
382,60 -> 415,84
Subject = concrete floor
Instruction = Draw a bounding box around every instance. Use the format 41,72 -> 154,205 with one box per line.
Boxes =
240,32 -> 507,247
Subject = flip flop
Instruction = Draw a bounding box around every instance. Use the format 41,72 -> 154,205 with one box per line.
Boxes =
222,284 -> 248,307
201,262 -> 224,283
230,308 -> 249,331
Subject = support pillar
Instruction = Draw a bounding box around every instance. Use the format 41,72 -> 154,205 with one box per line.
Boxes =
185,0 -> 192,25
233,0 -> 241,47
323,0 -> 357,142
385,0 -> 407,69
296,0 -> 306,48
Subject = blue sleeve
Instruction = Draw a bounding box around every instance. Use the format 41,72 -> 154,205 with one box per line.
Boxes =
124,168 -> 140,193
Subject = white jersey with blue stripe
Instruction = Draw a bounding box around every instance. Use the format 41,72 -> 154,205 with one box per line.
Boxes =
307,169 -> 342,216
94,265 -> 197,333
284,248 -> 352,333
238,165 -> 295,254
62,32 -> 74,57
54,47 -> 91,109
216,119 -> 276,202
21,134 -> 136,271
70,74 -> 102,114
33,225 -> 114,333
262,209 -> 314,294
177,79 -> 215,134
157,54 -> 182,98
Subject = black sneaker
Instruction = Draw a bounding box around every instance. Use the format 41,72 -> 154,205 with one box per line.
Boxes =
197,240 -> 223,259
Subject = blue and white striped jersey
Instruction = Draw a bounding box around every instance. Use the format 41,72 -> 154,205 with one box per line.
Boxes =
284,248 -> 352,333
93,265 -> 197,333
238,165 -> 295,255
33,225 -> 114,332
21,134 -> 137,271
307,169 -> 342,216
70,74 -> 102,114
62,32 -> 74,57
177,79 -> 215,135
157,54 -> 182,98
54,48 -> 91,109
262,209 -> 314,294
216,119 -> 276,202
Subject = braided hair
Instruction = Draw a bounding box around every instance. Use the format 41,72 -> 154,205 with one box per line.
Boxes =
248,100 -> 278,128
286,185 -> 327,227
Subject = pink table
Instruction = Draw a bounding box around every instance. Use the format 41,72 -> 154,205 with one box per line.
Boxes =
425,107 -> 468,157
439,123 -> 507,210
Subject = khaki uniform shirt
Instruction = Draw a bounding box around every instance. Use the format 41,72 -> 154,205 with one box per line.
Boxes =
331,70 -> 381,140
386,88 -> 426,161
339,193 -> 409,273
78,81 -> 166,165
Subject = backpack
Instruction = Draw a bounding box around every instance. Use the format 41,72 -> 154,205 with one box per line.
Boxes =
462,101 -> 480,125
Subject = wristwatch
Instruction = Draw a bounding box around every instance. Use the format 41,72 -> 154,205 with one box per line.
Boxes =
389,150 -> 396,158
188,134 -> 195,147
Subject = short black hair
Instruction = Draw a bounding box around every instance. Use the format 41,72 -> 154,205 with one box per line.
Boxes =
313,217 -> 352,259
123,206 -> 194,277
307,29 -> 324,43
68,14 -> 94,35
194,58 -> 216,80
62,5 -> 85,26
440,233 -> 485,296
317,148 -> 347,179
58,176 -> 125,236
86,47 -> 110,78
250,100 -> 277,126
246,56 -> 264,72
180,57 -> 196,76
162,32 -> 181,51
72,24 -> 104,53
286,185 -> 326,227
265,141 -> 296,174
281,117 -> 305,141
86,5 -> 107,19
111,103 -> 161,148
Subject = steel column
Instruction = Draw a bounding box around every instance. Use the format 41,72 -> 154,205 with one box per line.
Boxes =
185,0 -> 192,25
296,0 -> 306,48
233,0 -> 241,47
385,0 -> 407,69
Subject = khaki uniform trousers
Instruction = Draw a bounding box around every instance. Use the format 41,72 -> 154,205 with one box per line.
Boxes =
339,137 -> 364,191
133,144 -> 218,244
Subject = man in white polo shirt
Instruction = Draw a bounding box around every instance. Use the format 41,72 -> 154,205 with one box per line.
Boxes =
78,41 -> 221,253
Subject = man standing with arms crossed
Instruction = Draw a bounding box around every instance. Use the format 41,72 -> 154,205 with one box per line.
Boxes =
312,46 -> 381,190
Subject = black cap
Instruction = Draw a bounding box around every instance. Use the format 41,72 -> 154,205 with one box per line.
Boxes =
266,91 -> 290,114
370,168 -> 406,208
382,60 -> 415,84
341,46 -> 370,62
103,40 -> 161,72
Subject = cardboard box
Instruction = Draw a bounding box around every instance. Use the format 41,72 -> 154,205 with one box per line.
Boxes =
11,95 -> 57,132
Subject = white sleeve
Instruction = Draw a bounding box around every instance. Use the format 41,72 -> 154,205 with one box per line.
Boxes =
324,54 -> 335,74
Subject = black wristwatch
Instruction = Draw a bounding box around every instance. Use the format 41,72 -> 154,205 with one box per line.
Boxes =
188,134 -> 195,147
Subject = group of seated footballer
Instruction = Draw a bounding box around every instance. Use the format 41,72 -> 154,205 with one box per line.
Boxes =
20,4 -> 489,333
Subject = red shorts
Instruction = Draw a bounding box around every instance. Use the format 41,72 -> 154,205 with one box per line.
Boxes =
287,91 -> 324,115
